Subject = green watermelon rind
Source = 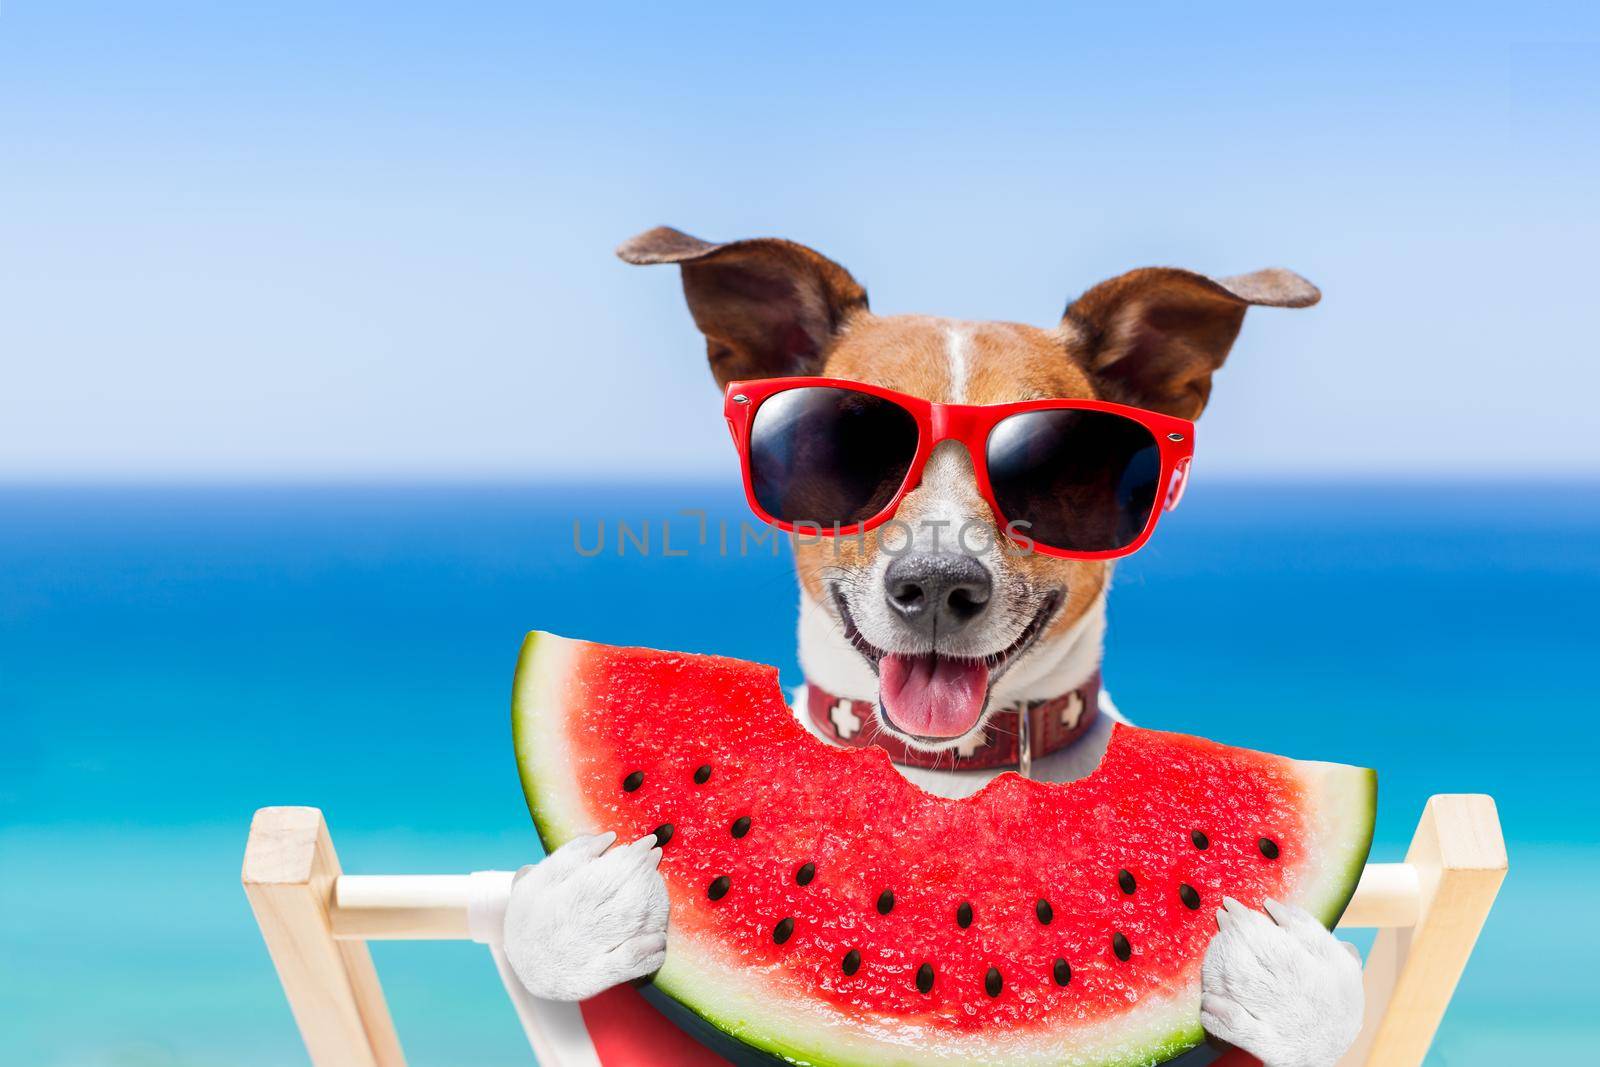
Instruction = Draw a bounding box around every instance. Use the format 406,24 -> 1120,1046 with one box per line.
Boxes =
512,631 -> 1376,1067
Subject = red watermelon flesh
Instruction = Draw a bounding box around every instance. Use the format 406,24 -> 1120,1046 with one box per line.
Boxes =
513,633 -> 1375,1067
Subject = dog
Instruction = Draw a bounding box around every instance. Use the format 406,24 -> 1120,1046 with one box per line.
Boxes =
502,228 -> 1365,1067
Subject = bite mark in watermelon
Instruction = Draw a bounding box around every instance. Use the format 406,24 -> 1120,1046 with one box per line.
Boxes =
513,633 -> 1375,1067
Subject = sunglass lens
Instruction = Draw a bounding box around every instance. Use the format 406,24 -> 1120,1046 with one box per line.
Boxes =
986,409 -> 1161,552
748,387 -> 919,528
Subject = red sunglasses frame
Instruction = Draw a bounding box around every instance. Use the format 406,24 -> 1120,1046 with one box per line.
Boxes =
723,377 -> 1196,560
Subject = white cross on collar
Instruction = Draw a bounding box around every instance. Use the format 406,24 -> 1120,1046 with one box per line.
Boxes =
829,699 -> 863,740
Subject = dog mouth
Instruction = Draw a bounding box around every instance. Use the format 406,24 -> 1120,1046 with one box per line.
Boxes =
831,586 -> 1063,745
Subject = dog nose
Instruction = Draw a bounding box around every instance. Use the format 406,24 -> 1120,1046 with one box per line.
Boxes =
883,554 -> 992,630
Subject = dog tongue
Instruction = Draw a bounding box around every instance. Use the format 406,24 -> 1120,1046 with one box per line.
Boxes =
879,654 -> 990,738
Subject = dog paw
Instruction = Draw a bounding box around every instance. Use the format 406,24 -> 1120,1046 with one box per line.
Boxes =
502,832 -> 670,1001
1200,897 -> 1364,1067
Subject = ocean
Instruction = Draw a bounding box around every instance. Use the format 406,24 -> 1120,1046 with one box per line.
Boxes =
2,483 -> 1595,1065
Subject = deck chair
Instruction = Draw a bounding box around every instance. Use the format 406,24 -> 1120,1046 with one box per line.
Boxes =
242,794 -> 1505,1067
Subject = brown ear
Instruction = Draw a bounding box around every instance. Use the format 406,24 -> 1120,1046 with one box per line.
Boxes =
617,226 -> 869,388
1063,266 -> 1320,419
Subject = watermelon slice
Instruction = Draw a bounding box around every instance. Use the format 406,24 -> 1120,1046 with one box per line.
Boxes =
513,632 -> 1375,1067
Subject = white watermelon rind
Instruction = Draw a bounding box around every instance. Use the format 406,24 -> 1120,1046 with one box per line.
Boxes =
512,631 -> 1376,1067
512,631 -> 588,850
1293,760 -> 1379,930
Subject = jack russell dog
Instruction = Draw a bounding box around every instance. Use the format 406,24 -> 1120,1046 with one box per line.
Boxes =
502,228 -> 1365,1067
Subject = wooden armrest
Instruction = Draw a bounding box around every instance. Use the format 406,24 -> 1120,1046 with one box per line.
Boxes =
243,807 -> 406,1067
1339,794 -> 1507,1067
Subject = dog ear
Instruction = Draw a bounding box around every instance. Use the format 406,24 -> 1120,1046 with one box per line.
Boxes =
1063,267 -> 1320,419
617,226 -> 869,388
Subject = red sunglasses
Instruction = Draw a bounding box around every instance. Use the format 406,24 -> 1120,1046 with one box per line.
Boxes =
723,377 -> 1194,560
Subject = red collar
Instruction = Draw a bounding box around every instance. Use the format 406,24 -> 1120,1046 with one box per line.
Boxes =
804,672 -> 1101,772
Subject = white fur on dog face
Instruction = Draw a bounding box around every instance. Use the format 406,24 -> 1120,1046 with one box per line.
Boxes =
842,439 -> 1023,661
944,325 -> 970,402
801,579 -> 1106,723
807,433 -> 1105,752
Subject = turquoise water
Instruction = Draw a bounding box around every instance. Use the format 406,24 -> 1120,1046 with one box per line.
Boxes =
2,484 -> 1595,1065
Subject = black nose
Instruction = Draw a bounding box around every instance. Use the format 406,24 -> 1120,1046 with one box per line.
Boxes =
883,554 -> 993,632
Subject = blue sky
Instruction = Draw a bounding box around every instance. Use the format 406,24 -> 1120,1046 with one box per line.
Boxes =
2,2 -> 1597,481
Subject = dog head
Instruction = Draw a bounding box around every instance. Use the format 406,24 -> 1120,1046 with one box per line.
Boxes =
621,227 -> 1317,751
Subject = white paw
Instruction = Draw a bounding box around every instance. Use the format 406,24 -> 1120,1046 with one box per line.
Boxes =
502,832 -> 670,1001
1200,897 -> 1364,1067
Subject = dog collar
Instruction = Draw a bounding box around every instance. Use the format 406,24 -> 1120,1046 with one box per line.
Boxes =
804,672 -> 1101,773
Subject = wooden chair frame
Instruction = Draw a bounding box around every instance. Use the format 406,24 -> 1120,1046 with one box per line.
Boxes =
242,794 -> 1505,1067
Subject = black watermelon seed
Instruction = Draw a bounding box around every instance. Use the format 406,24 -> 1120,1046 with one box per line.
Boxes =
1117,869 -> 1137,895
841,949 -> 861,975
796,861 -> 816,886
1179,883 -> 1201,910
877,889 -> 896,915
984,966 -> 1003,997
1191,829 -> 1210,850
622,771 -> 645,792
1035,898 -> 1054,925
956,901 -> 973,929
1113,932 -> 1132,961
707,875 -> 731,901
693,764 -> 712,785
1259,837 -> 1281,860
731,816 -> 752,839
773,917 -> 795,945
1052,958 -> 1072,986
915,963 -> 935,994
651,823 -> 674,848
